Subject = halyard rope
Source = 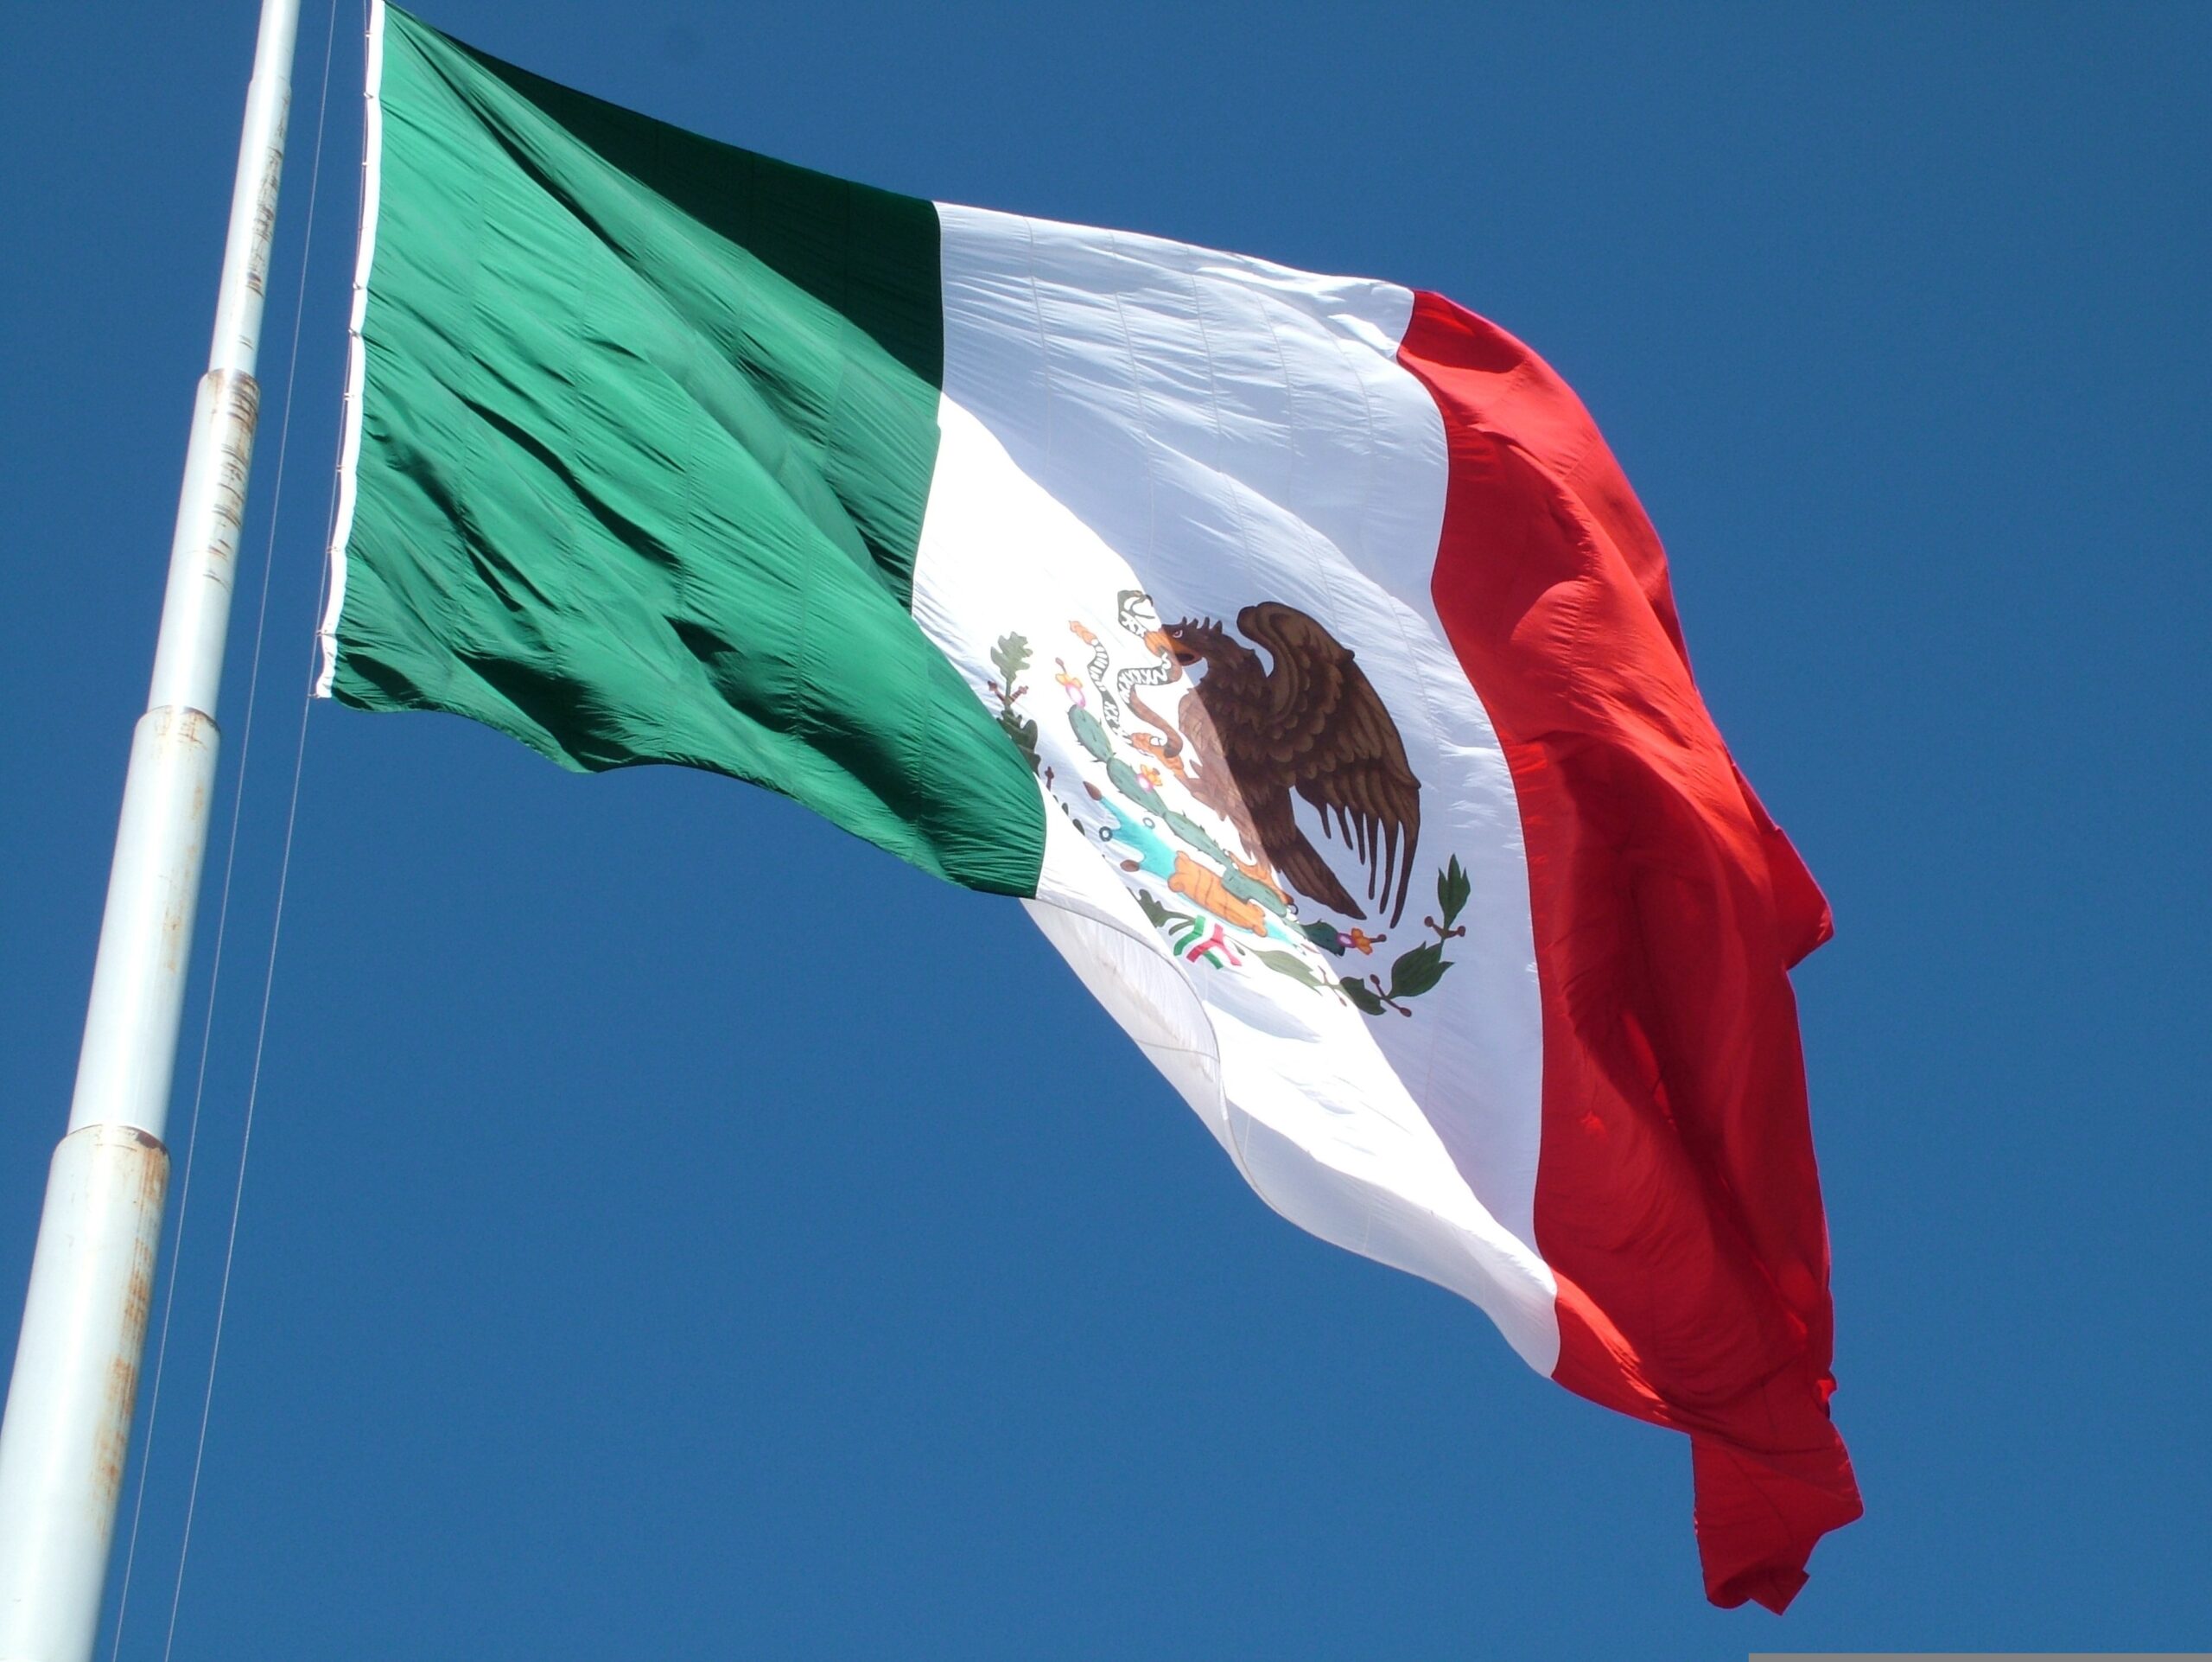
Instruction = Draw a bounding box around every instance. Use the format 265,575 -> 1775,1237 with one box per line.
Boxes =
156,0 -> 348,1640
105,2 -> 343,1654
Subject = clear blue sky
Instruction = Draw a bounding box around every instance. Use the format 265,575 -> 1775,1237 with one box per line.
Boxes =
3,3 -> 2206,1655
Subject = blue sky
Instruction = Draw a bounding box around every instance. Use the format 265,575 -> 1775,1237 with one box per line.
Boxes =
3,2 -> 2207,1656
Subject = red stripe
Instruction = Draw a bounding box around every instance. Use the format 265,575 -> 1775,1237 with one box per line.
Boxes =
1397,291 -> 1860,1612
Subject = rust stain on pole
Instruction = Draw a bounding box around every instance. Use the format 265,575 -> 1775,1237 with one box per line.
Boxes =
66,1134 -> 168,1517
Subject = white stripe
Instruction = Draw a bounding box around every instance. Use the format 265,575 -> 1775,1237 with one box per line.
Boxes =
913,207 -> 1553,1369
312,0 -> 387,699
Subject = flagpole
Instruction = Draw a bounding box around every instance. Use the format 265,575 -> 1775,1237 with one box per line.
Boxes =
0,2 -> 302,1656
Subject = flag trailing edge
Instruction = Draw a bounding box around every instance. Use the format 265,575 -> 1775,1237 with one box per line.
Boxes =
321,2 -> 1860,1609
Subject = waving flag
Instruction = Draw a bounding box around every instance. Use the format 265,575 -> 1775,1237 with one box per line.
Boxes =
321,3 -> 1859,1608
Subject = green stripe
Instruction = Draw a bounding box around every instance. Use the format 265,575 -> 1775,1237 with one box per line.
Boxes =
440,17 -> 944,396
334,8 -> 1043,896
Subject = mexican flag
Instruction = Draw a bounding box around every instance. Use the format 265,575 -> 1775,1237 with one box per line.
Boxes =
321,3 -> 1860,1609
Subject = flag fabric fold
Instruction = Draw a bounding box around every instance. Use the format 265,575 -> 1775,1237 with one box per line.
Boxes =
322,2 -> 1859,1607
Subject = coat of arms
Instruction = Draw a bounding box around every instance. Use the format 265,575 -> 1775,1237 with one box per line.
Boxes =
992,591 -> 1471,1018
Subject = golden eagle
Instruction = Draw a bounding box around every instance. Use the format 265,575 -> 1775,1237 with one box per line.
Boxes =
1160,602 -> 1421,926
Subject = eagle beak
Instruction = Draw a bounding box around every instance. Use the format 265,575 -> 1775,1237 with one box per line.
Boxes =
1143,628 -> 1188,671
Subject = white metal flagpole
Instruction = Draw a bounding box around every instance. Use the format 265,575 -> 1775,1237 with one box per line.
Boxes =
0,2 -> 302,1656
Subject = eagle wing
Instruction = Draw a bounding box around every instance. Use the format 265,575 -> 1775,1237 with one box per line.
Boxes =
1236,602 -> 1422,926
